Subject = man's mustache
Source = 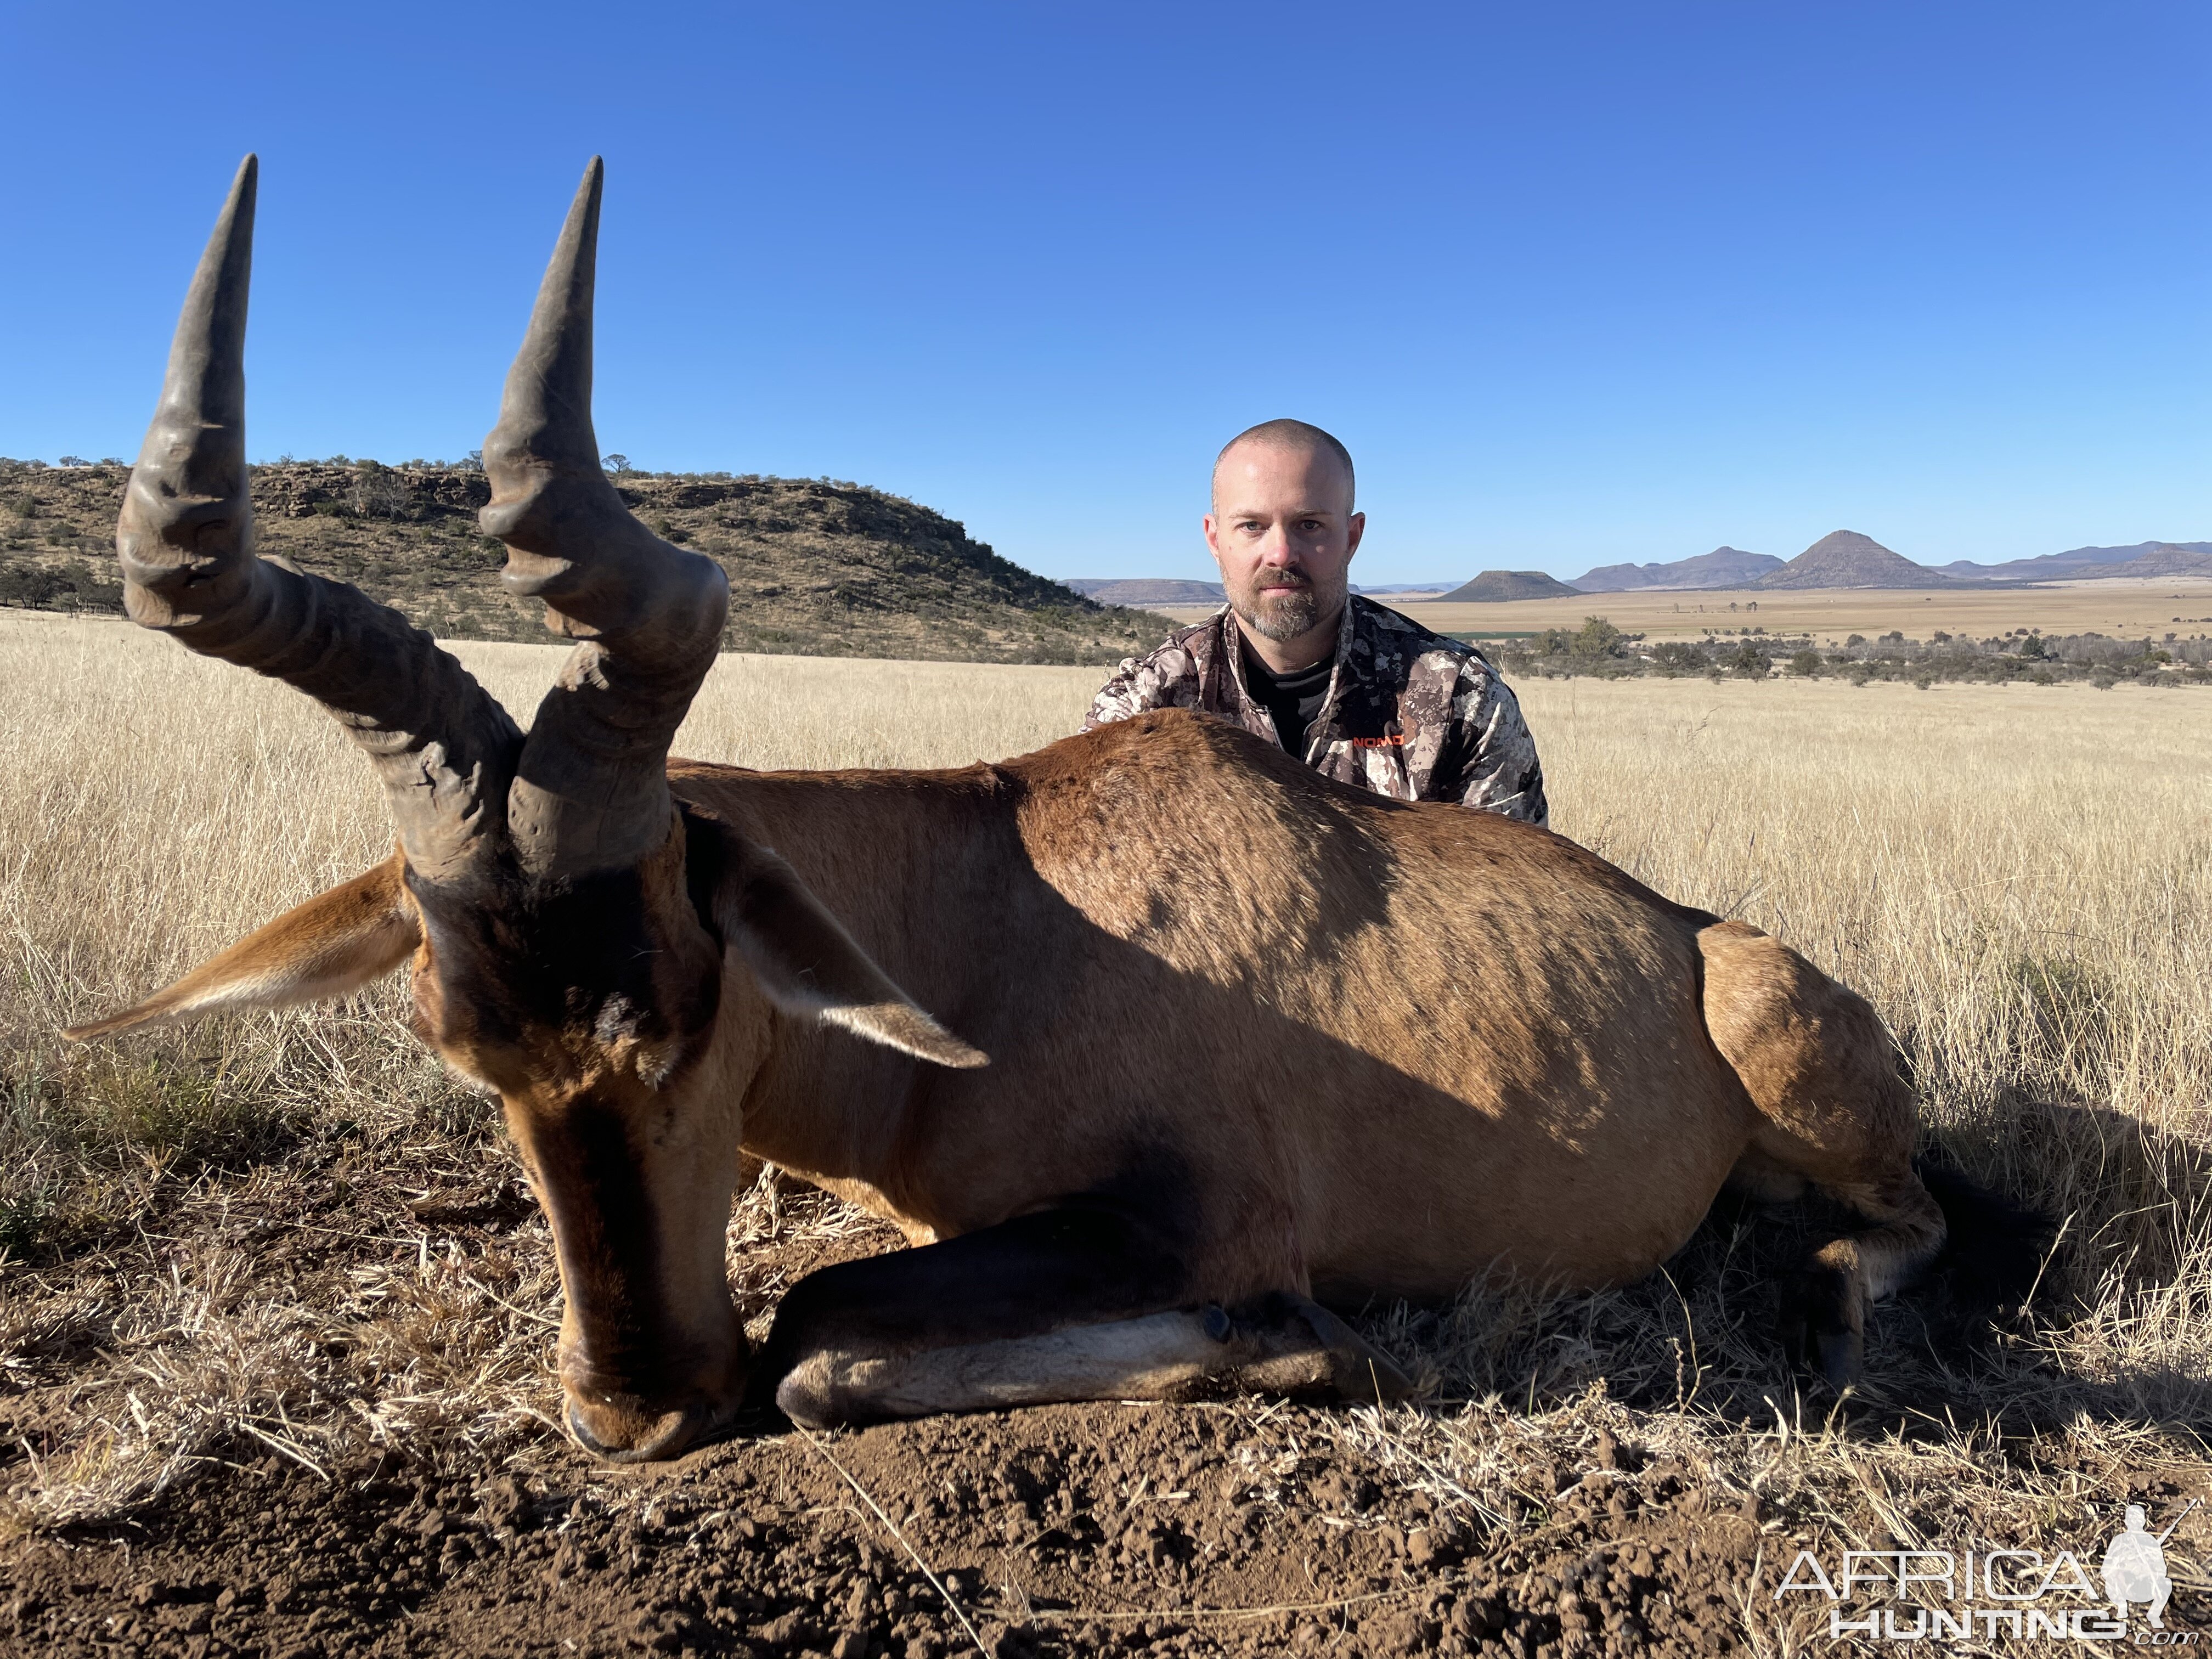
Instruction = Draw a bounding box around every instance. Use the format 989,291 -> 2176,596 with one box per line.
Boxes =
1254,573 -> 1313,592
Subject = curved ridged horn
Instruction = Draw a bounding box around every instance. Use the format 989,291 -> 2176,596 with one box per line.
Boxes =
118,156 -> 523,884
482,158 -> 730,879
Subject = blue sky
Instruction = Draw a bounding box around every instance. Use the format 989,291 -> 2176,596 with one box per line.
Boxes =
2,2 -> 2205,583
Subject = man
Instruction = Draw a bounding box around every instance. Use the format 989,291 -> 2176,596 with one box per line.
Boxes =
1086,419 -> 1548,824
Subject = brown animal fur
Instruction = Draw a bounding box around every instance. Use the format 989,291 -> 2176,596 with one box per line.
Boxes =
678,714 -> 1900,1315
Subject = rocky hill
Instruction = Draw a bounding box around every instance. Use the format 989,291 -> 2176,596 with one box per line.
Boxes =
1436,569 -> 1582,602
1754,530 -> 1943,590
1573,546 -> 1785,591
0,460 -> 1173,665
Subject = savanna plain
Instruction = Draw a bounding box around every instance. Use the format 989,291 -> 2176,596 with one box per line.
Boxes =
1,611 -> 2206,1658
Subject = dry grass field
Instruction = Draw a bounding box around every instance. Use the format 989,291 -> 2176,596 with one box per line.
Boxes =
1157,578 -> 2212,644
2,610 -> 2207,1655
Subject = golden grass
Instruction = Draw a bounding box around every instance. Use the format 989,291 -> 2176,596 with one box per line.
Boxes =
1154,578 -> 2212,643
2,612 -> 2207,1572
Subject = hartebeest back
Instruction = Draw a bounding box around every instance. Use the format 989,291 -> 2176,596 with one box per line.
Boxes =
70,159 -> 2019,1461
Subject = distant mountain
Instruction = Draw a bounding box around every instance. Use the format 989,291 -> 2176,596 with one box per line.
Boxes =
1755,531 -> 1944,590
1436,569 -> 1583,602
1059,578 -> 1456,605
1059,578 -> 1225,606
1937,541 -> 2212,582
2103,546 -> 2212,579
1574,547 -> 1786,592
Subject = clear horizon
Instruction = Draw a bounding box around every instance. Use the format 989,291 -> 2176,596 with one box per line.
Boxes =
3,3 -> 2205,585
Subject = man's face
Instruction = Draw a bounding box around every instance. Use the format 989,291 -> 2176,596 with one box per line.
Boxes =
1204,441 -> 1364,646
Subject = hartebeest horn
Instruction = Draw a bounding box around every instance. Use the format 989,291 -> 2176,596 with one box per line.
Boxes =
117,155 -> 524,883
483,159 -> 731,879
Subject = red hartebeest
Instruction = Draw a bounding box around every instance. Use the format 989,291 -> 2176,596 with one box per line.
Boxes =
70,158 -> 1993,1462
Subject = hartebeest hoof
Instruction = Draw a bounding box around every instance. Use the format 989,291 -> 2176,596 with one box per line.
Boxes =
1779,1262 -> 1866,1392
565,1396 -> 734,1463
1247,1296 -> 1418,1404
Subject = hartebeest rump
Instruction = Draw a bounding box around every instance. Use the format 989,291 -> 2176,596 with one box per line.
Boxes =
71,158 -> 1993,1462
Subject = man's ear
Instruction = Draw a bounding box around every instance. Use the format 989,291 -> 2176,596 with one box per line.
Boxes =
703,823 -> 987,1070
63,857 -> 419,1041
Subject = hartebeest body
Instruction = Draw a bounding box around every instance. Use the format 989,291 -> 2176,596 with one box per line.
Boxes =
72,159 -> 1979,1461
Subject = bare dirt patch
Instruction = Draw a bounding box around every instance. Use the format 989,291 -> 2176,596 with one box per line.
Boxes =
4,1141 -> 2205,1658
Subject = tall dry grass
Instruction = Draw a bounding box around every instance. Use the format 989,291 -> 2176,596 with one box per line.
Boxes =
1,612 -> 2206,1559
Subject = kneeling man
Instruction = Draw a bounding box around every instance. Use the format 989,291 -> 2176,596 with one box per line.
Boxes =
1086,419 -> 1548,823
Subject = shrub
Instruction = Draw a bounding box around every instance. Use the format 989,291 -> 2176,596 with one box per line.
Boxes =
1570,616 -> 1623,659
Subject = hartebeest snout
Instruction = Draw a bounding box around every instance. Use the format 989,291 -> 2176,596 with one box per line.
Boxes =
72,158 -> 2019,1462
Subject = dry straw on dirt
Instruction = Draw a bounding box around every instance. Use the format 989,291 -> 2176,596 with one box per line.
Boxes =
1,613 -> 2206,1639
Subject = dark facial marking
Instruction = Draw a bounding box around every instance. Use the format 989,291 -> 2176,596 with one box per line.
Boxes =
403,855 -> 719,1062
529,1095 -> 672,1384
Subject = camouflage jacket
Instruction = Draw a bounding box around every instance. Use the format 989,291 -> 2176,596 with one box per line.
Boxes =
1085,596 -> 1548,824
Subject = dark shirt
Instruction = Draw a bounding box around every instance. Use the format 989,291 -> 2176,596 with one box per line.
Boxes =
1238,646 -> 1334,760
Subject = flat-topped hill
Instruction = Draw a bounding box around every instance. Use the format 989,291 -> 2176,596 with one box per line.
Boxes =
0,459 -> 1172,665
1437,568 -> 1582,602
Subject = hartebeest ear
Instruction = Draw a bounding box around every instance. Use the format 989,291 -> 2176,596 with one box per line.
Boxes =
709,833 -> 988,1070
63,859 -> 419,1041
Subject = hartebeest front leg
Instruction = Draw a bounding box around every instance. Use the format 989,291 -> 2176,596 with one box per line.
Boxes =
751,1207 -> 1412,1428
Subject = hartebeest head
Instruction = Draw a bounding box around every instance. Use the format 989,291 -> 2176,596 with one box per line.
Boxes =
67,157 -> 985,1460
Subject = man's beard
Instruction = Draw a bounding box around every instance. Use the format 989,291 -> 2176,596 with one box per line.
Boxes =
1230,572 -> 1338,643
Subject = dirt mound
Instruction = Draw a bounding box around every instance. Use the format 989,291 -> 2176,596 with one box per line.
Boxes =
6,1151 -> 2203,1657
3,1399 -> 1779,1659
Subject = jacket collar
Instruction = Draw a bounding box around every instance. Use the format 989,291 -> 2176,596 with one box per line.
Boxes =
1217,595 -> 1360,760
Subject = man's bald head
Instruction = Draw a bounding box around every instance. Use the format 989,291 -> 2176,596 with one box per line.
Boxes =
1211,419 -> 1356,516
1202,420 -> 1366,668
